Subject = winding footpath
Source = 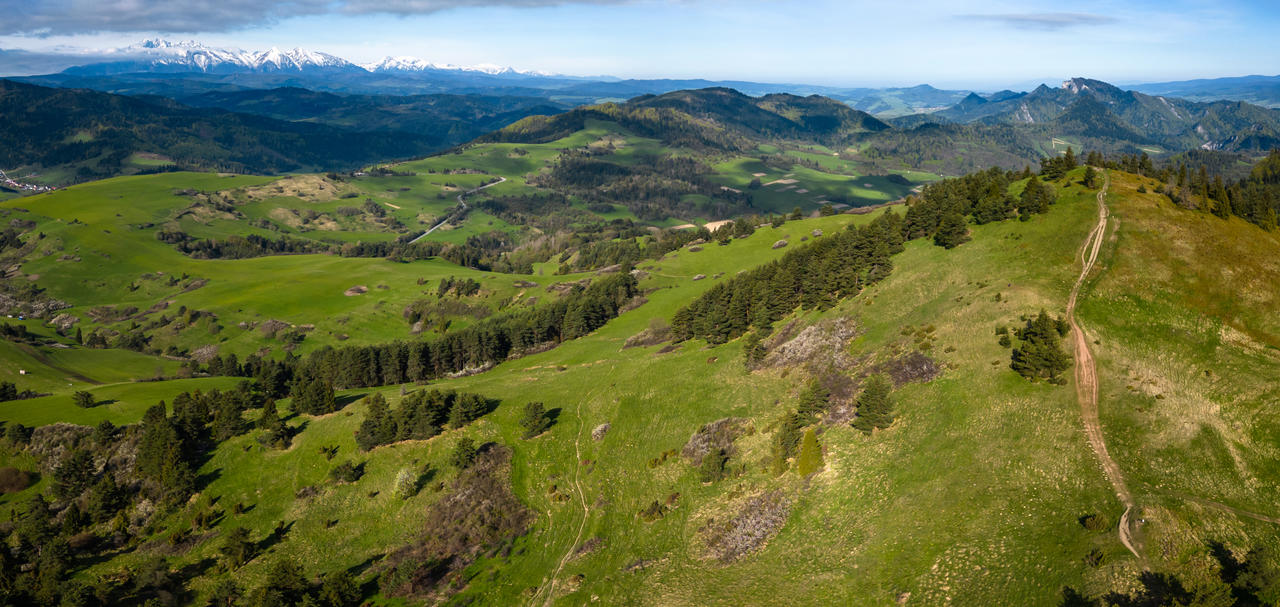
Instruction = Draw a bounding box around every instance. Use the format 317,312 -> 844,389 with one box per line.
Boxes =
1066,170 -> 1143,561
409,176 -> 506,243
530,397 -> 591,607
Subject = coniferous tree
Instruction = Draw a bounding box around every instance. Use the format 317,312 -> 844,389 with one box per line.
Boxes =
355,393 -> 395,452
448,393 -> 486,429
853,374 -> 894,434
518,402 -> 552,439
1010,310 -> 1072,383
796,428 -> 824,476
220,526 -> 255,570
770,411 -> 805,475
72,390 -> 95,408
52,449 -> 96,501
1082,166 -> 1098,188
449,438 -> 478,470
933,212 -> 970,249
796,379 -> 829,423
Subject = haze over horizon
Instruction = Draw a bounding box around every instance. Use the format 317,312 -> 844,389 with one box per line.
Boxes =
1,0 -> 1278,89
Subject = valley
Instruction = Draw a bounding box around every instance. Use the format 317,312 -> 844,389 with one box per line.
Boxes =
1,20 -> 1279,606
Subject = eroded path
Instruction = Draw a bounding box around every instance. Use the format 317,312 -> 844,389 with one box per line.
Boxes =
1065,170 -> 1142,560
530,395 -> 592,607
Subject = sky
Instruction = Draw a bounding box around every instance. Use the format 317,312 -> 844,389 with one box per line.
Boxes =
0,0 -> 1277,88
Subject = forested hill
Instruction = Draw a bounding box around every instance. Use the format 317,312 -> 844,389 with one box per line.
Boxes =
0,79 -> 438,183
481,87 -> 890,150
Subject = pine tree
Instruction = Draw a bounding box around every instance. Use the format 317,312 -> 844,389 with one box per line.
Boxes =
1083,166 -> 1098,188
518,402 -> 551,439
933,212 -> 970,249
853,374 -> 894,434
220,526 -> 255,570
796,379 -> 829,423
53,449 -> 96,501
770,411 -> 805,475
355,393 -> 395,451
448,393 -> 486,429
1010,310 -> 1072,382
796,428 -> 824,476
449,437 -> 478,470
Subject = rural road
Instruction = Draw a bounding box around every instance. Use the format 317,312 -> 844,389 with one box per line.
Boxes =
409,176 -> 506,244
1066,170 -> 1142,561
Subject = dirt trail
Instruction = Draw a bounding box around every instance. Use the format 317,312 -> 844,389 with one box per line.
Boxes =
530,396 -> 592,607
1066,170 -> 1142,561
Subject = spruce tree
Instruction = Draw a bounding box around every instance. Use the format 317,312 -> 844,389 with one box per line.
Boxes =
933,212 -> 970,249
449,438 -> 478,470
1010,310 -> 1072,382
796,428 -> 824,476
853,374 -> 894,434
796,379 -> 829,423
518,402 -> 551,439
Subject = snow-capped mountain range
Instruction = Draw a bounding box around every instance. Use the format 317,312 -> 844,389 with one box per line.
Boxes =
66,39 -> 555,78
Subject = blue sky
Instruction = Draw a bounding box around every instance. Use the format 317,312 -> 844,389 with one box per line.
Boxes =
1,0 -> 1278,88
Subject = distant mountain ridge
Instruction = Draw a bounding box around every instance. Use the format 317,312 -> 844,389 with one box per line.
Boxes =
927,77 -> 1280,153
1126,74 -> 1280,108
63,39 -> 560,79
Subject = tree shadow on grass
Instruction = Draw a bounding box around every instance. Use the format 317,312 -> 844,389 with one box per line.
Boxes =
257,520 -> 294,554
336,392 -> 367,410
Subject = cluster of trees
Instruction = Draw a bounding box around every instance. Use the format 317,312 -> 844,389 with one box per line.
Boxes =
436,276 -> 481,298
1090,149 -> 1279,230
157,230 -> 327,260
0,381 -> 41,402
1009,311 -> 1072,383
1060,542 -> 1279,606
0,227 -> 26,252
355,390 -> 491,451
284,272 -> 639,390
903,166 -> 1057,247
1039,147 -> 1079,180
0,381 -> 293,605
537,150 -> 754,222
672,211 -> 902,344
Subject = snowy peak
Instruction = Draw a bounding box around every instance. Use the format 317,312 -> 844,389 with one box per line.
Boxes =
70,39 -> 362,75
253,47 -> 354,71
65,39 -> 548,78
364,55 -> 552,77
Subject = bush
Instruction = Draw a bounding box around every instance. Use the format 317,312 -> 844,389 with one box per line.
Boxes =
73,390 -> 96,408
392,467 -> 418,500
699,448 -> 727,483
328,461 -> 364,483
0,466 -> 32,493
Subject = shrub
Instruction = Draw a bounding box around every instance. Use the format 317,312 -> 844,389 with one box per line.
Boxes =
73,390 -> 96,408
329,461 -> 364,483
392,468 -> 418,500
699,448 -> 727,483
0,466 -> 32,493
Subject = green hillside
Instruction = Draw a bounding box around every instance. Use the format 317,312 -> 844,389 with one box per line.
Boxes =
1,84 -> 1279,607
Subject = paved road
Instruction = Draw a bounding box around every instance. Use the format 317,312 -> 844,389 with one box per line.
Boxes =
409,176 -> 506,244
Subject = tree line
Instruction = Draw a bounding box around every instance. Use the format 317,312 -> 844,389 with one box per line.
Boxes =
674,165 -> 1049,344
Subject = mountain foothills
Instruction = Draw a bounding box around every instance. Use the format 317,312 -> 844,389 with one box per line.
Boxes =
0,52 -> 1279,607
